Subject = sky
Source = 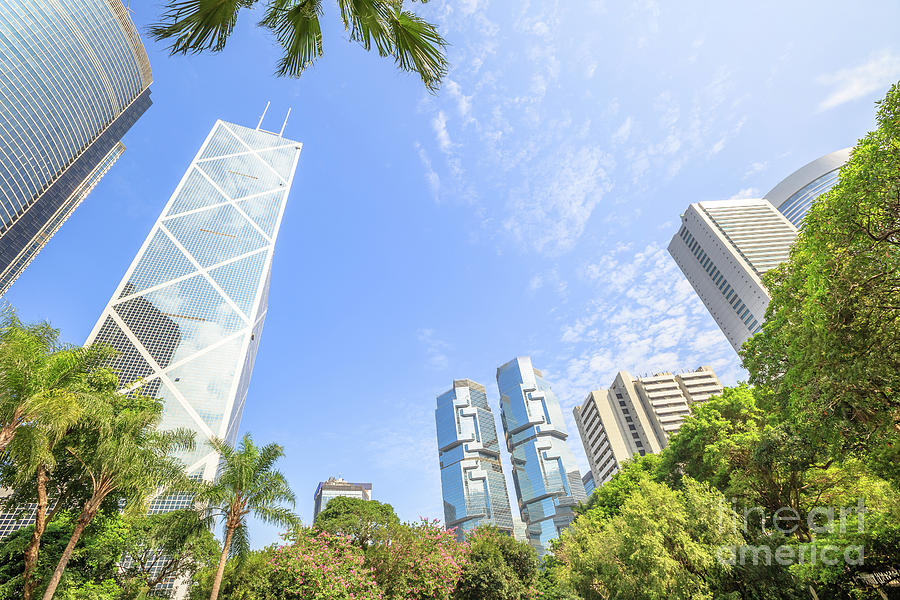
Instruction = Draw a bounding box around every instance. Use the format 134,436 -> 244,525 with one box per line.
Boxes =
6,1 -> 900,546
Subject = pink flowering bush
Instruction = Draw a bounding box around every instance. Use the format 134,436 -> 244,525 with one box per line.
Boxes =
366,519 -> 470,600
267,528 -> 381,600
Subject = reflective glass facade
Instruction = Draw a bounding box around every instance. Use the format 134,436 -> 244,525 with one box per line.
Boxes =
0,0 -> 153,295
436,379 -> 514,541
85,121 -> 302,487
775,169 -> 841,228
496,357 -> 586,556
313,478 -> 373,518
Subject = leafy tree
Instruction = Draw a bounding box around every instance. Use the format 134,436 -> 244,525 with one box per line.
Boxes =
196,434 -> 298,600
150,0 -> 448,91
313,496 -> 399,548
0,511 -> 126,600
454,525 -> 538,600
554,478 -> 743,600
116,510 -> 219,596
534,557 -> 578,600
265,528 -> 380,599
575,453 -> 661,521
366,519 -> 468,600
189,547 -> 276,600
40,388 -> 195,600
742,82 -> 900,485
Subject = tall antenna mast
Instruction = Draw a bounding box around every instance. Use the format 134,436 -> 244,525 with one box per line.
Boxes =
256,101 -> 270,131
279,108 -> 292,137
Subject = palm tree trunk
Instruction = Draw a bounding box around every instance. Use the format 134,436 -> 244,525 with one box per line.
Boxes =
209,523 -> 235,600
23,464 -> 49,600
0,413 -> 20,451
41,496 -> 101,600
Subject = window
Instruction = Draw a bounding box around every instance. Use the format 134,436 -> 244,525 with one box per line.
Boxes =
625,416 -> 633,422
628,424 -> 636,431
635,441 -> 643,447
618,401 -> 626,407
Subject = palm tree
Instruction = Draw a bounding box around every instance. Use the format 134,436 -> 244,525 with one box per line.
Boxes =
41,385 -> 195,600
150,0 -> 448,91
196,434 -> 298,600
0,310 -> 108,452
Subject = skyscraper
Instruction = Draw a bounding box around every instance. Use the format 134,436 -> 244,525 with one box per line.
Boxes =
573,367 -> 722,486
0,0 -> 153,295
436,379 -> 514,541
313,477 -> 373,519
85,119 -> 301,487
668,150 -> 849,352
496,357 -> 586,555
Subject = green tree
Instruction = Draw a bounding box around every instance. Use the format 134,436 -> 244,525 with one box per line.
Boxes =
454,525 -> 538,600
366,519 -> 468,600
555,478 -> 743,600
40,388 -> 195,600
196,434 -> 298,600
313,496 -> 399,548
150,0 -> 448,91
742,82 -> 900,484
576,453 -> 661,521
189,547 -> 275,600
116,509 -> 219,597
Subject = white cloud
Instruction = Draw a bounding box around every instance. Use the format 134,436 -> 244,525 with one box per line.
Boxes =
726,187 -> 759,201
415,143 -> 440,200
417,328 -> 450,370
611,116 -> 633,144
817,50 -> 900,111
743,161 -> 767,180
432,111 -> 453,153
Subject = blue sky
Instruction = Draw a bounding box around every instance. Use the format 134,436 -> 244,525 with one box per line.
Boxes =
6,1 -> 900,546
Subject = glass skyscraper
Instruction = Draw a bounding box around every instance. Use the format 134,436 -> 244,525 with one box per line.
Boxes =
496,357 -> 586,556
85,120 -> 302,486
0,0 -> 153,295
436,379 -> 514,541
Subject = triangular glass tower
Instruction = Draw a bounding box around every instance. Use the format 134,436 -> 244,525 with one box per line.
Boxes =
85,120 -> 301,483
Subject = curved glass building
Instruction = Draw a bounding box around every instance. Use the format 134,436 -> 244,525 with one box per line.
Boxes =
436,379 -> 514,541
764,148 -> 851,228
496,357 -> 586,556
0,0 -> 153,295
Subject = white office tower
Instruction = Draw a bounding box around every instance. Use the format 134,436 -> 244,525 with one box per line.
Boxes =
668,150 -> 849,352
86,119 -> 300,470
573,367 -> 722,486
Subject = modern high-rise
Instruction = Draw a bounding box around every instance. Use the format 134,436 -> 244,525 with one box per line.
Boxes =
668,150 -> 849,352
496,357 -> 586,556
0,0 -> 153,295
313,477 -> 373,519
573,367 -> 722,486
85,119 -> 301,486
436,379 -> 514,541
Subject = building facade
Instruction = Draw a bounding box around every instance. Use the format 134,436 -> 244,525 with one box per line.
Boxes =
85,119 -> 301,486
573,367 -> 722,486
496,357 -> 586,556
668,150 -> 849,352
0,0 -> 153,295
313,477 -> 373,519
436,379 -> 514,541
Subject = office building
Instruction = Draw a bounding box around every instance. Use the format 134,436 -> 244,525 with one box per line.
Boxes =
574,367 -> 722,486
668,150 -> 849,352
582,471 -> 595,496
0,0 -> 153,295
436,379 -> 514,541
497,357 -> 587,556
85,118 -> 300,483
313,477 -> 373,519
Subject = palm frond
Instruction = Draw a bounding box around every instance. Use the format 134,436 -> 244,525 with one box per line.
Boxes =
149,0 -> 258,55
337,0 -> 394,56
261,0 -> 325,78
386,8 -> 447,92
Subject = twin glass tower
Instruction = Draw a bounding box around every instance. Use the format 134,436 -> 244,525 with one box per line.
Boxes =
436,357 -> 586,555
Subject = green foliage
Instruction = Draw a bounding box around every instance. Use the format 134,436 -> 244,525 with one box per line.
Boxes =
555,478 -> 743,600
576,453 -> 661,522
189,548 -> 276,600
742,82 -> 900,485
266,528 -> 380,599
454,525 -> 538,600
533,557 -> 578,600
314,496 -> 400,548
0,511 -> 125,600
367,519 -> 468,600
150,0 -> 448,91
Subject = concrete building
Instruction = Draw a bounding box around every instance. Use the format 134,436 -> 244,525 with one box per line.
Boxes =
0,0 -> 153,295
435,379 -> 515,541
573,367 -> 723,486
313,477 -> 373,519
497,357 -> 587,556
668,150 -> 850,352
